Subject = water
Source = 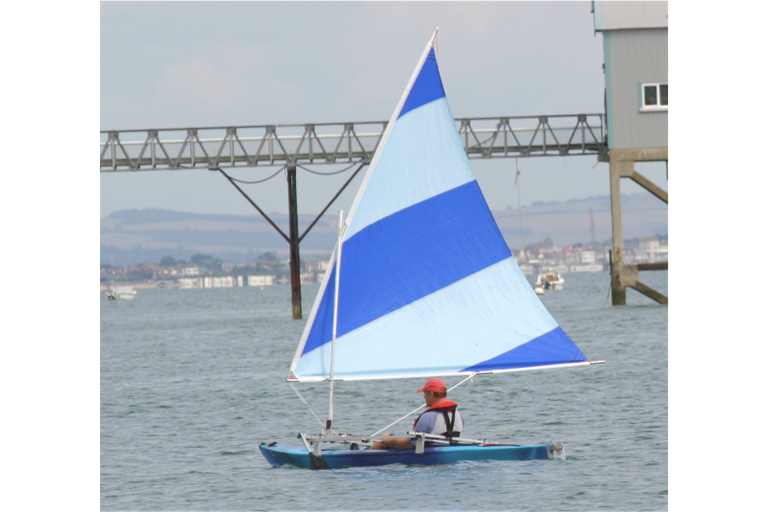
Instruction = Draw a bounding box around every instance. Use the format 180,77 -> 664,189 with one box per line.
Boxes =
101,272 -> 667,511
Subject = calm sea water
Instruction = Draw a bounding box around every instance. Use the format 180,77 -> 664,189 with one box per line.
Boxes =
101,271 -> 667,511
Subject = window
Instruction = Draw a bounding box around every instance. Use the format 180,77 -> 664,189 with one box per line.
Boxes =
641,83 -> 668,111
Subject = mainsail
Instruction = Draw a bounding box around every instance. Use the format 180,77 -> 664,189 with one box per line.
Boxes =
289,32 -> 589,382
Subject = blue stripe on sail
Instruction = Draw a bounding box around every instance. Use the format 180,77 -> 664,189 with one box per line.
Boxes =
302,180 -> 511,355
398,48 -> 446,119
461,327 -> 587,373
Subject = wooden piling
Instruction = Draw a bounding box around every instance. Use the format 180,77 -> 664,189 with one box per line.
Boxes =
629,280 -> 668,305
607,148 -> 668,306
609,153 -> 627,305
287,163 -> 303,319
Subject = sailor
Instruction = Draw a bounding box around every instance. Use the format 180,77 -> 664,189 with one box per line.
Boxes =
372,378 -> 464,450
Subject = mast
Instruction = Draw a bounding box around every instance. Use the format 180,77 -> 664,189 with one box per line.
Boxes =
326,210 -> 344,432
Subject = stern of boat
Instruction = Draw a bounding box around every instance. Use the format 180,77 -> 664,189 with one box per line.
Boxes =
547,441 -> 567,460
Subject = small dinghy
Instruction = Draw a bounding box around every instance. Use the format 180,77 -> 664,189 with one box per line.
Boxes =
260,441 -> 563,470
261,29 -> 602,470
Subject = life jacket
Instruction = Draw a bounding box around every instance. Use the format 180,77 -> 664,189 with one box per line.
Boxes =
413,398 -> 461,441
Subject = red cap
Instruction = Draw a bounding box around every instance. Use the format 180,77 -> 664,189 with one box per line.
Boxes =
417,378 -> 447,393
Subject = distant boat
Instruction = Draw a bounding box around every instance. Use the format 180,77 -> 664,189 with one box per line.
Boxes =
104,286 -> 137,301
260,30 -> 602,470
535,271 -> 565,293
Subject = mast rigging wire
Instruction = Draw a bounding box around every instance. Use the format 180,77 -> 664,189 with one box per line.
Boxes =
289,383 -> 325,429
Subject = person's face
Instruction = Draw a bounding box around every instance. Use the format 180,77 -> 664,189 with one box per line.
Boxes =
423,391 -> 439,407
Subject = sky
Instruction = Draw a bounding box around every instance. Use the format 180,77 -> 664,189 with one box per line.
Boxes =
100,1 -> 666,217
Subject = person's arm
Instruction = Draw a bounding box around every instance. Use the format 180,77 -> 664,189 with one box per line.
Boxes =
372,412 -> 439,449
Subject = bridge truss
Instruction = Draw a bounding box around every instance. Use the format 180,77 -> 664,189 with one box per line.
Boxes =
100,113 -> 606,172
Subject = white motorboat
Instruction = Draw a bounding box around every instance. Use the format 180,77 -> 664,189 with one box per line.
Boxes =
104,286 -> 137,301
535,271 -> 565,292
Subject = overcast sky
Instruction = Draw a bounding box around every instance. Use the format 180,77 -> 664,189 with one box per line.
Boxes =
100,1 -> 666,217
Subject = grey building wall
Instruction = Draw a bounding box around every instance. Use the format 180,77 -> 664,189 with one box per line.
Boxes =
603,28 -> 667,150
593,0 -> 667,31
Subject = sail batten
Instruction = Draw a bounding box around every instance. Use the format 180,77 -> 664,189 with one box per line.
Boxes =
288,32 -> 590,383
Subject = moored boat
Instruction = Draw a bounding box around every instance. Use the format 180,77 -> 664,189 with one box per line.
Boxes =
104,286 -> 137,300
535,271 -> 565,292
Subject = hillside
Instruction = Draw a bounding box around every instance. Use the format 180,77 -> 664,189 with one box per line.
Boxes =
101,193 -> 667,265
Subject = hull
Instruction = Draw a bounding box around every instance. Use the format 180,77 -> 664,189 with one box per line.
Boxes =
259,442 -> 555,470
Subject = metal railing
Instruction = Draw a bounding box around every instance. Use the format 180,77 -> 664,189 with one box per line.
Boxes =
100,113 -> 606,172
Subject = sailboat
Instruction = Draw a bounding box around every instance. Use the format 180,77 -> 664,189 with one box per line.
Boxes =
260,30 -> 602,470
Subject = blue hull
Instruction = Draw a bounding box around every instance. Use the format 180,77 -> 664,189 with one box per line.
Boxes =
259,442 -> 554,469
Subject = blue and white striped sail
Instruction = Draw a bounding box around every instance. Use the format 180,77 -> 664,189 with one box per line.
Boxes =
288,32 -> 590,382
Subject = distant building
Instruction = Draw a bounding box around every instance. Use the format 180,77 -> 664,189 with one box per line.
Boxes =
157,267 -> 179,278
570,263 -> 604,273
564,251 -> 581,265
178,277 -> 203,289
178,275 -> 238,289
181,266 -> 201,276
205,276 -> 235,288
638,236 -> 668,262
248,275 -> 275,287
580,250 -> 597,264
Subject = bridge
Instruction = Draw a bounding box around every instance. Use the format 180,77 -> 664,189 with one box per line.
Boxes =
101,112 -> 607,319
100,113 -> 606,171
